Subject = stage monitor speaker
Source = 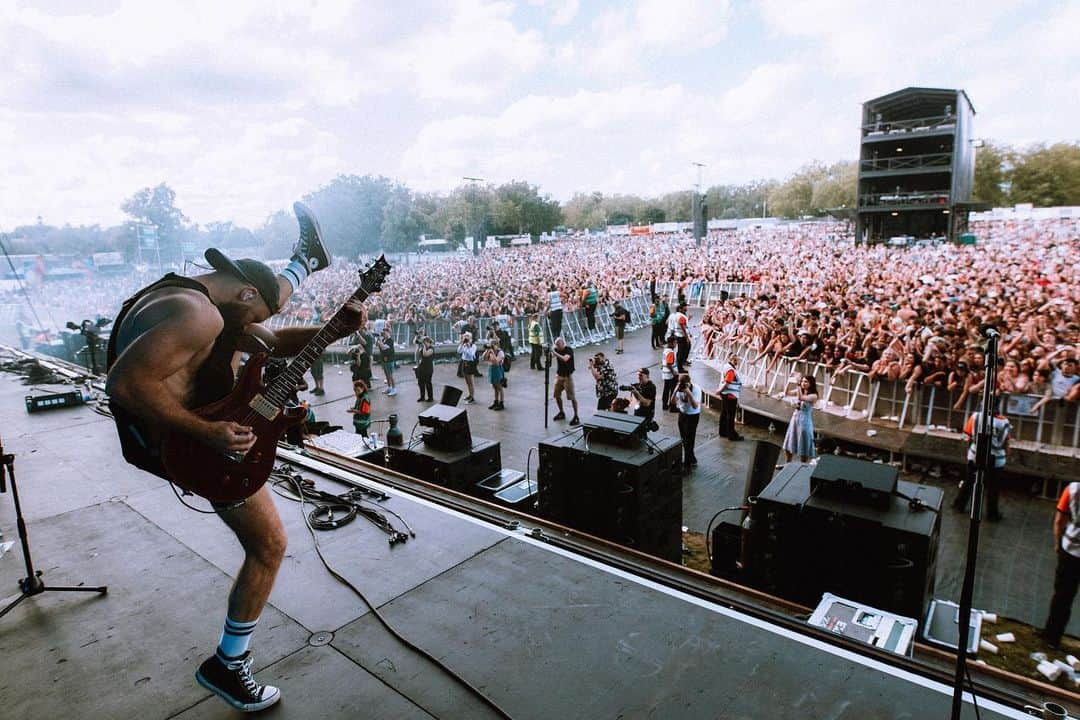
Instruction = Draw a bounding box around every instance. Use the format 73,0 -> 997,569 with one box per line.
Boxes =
383,439 -> 500,493
743,440 -> 782,504
710,520 -> 742,579
538,430 -> 683,561
440,385 -> 463,407
749,461 -> 941,619
810,455 -> 897,510
418,404 -> 471,451
581,411 -> 650,447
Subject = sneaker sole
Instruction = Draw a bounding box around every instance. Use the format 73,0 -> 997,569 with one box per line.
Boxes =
195,669 -> 281,713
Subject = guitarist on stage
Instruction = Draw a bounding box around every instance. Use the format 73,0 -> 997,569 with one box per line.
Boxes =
105,203 -> 364,713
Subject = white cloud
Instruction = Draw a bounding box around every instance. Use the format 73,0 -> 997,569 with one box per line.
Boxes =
562,0 -> 732,76
399,67 -> 848,199
527,0 -> 580,26
384,0 -> 546,101
0,0 -> 1075,230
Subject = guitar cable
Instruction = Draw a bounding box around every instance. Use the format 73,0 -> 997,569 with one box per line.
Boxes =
282,471 -> 516,720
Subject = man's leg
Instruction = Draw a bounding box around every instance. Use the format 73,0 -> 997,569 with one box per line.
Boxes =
196,487 -> 286,711
678,413 -> 691,465
1044,550 -> 1080,646
218,487 -> 287,621
685,413 -> 700,464
553,378 -> 565,418
567,378 -> 580,423
953,462 -> 976,512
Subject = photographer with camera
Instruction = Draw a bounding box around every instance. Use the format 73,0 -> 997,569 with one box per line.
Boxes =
457,332 -> 478,404
589,351 -> 619,411
415,336 -> 435,402
375,325 -> 396,396
669,372 -> 701,469
620,367 -> 657,423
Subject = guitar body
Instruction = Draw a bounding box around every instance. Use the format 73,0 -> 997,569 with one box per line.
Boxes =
161,354 -> 307,503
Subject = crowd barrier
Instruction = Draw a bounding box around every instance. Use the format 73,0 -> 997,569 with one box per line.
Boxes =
654,280 -> 758,308
263,293 -> 655,356
705,338 -> 1080,453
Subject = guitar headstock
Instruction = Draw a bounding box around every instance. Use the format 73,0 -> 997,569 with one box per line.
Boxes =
360,255 -> 392,294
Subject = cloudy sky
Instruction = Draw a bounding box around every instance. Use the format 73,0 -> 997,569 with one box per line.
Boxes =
1,0 -> 1077,229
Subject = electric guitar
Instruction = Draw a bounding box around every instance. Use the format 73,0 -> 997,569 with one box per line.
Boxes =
161,256 -> 392,502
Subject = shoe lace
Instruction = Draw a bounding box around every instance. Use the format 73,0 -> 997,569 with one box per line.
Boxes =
237,655 -> 261,698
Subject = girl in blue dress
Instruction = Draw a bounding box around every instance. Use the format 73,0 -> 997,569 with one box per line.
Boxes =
783,375 -> 819,464
484,339 -> 506,411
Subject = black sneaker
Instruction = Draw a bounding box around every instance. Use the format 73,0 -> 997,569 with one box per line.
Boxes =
196,652 -> 280,713
569,416 -> 580,426
292,202 -> 332,273
553,412 -> 566,421
312,387 -> 325,396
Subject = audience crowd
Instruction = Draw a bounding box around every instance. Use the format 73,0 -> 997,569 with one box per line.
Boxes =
4,216 -> 1077,411
699,217 -> 1079,404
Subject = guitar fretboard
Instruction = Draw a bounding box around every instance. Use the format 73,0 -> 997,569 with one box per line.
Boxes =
261,285 -> 372,407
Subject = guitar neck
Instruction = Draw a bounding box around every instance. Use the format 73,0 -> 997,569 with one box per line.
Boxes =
267,286 -> 371,401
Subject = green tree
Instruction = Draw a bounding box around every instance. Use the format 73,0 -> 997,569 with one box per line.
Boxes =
809,160 -> 857,214
302,174 -> 396,256
973,142 -> 1013,206
380,184 -> 430,252
562,192 -> 606,229
1009,142 -> 1080,207
257,209 -> 297,259
121,183 -> 188,265
641,206 -> 666,224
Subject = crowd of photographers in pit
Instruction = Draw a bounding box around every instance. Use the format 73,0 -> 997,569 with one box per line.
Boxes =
5,216 -> 1078,412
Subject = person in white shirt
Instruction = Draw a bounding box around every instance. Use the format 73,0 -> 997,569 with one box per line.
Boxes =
667,302 -> 690,371
669,372 -> 702,469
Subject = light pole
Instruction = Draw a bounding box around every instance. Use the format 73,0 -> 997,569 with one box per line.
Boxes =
463,176 -> 485,256
691,162 -> 707,244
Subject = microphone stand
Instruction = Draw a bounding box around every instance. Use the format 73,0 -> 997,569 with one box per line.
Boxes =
949,330 -> 999,719
543,317 -> 552,430
0,437 -> 108,619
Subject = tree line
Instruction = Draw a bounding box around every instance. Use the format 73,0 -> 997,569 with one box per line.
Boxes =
3,141 -> 1077,260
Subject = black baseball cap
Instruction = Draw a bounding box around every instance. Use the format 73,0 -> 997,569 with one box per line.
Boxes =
205,248 -> 280,314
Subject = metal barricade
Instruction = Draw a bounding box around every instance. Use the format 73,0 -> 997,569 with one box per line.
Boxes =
705,338 -> 1080,454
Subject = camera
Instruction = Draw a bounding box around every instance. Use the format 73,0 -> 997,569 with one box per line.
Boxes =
618,383 -> 640,392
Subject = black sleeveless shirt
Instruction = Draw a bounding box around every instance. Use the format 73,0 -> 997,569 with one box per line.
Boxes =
106,274 -> 239,479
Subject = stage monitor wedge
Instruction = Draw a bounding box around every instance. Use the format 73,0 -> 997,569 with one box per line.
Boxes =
418,403 -> 472,452
581,411 -> 650,447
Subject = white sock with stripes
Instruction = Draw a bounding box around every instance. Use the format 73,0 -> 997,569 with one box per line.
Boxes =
280,258 -> 310,293
217,614 -> 258,664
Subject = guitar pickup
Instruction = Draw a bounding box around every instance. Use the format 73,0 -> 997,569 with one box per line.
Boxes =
248,394 -> 281,421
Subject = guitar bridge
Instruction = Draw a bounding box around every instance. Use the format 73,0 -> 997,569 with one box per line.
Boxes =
249,393 -> 281,421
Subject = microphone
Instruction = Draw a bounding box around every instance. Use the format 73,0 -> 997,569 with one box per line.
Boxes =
980,324 -> 1000,339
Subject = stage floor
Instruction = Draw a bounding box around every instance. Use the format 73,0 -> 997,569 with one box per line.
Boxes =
0,367 -> 1057,719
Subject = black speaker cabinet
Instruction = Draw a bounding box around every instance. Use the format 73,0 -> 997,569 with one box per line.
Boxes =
749,460 -> 940,619
383,438 -> 500,494
538,428 -> 683,562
